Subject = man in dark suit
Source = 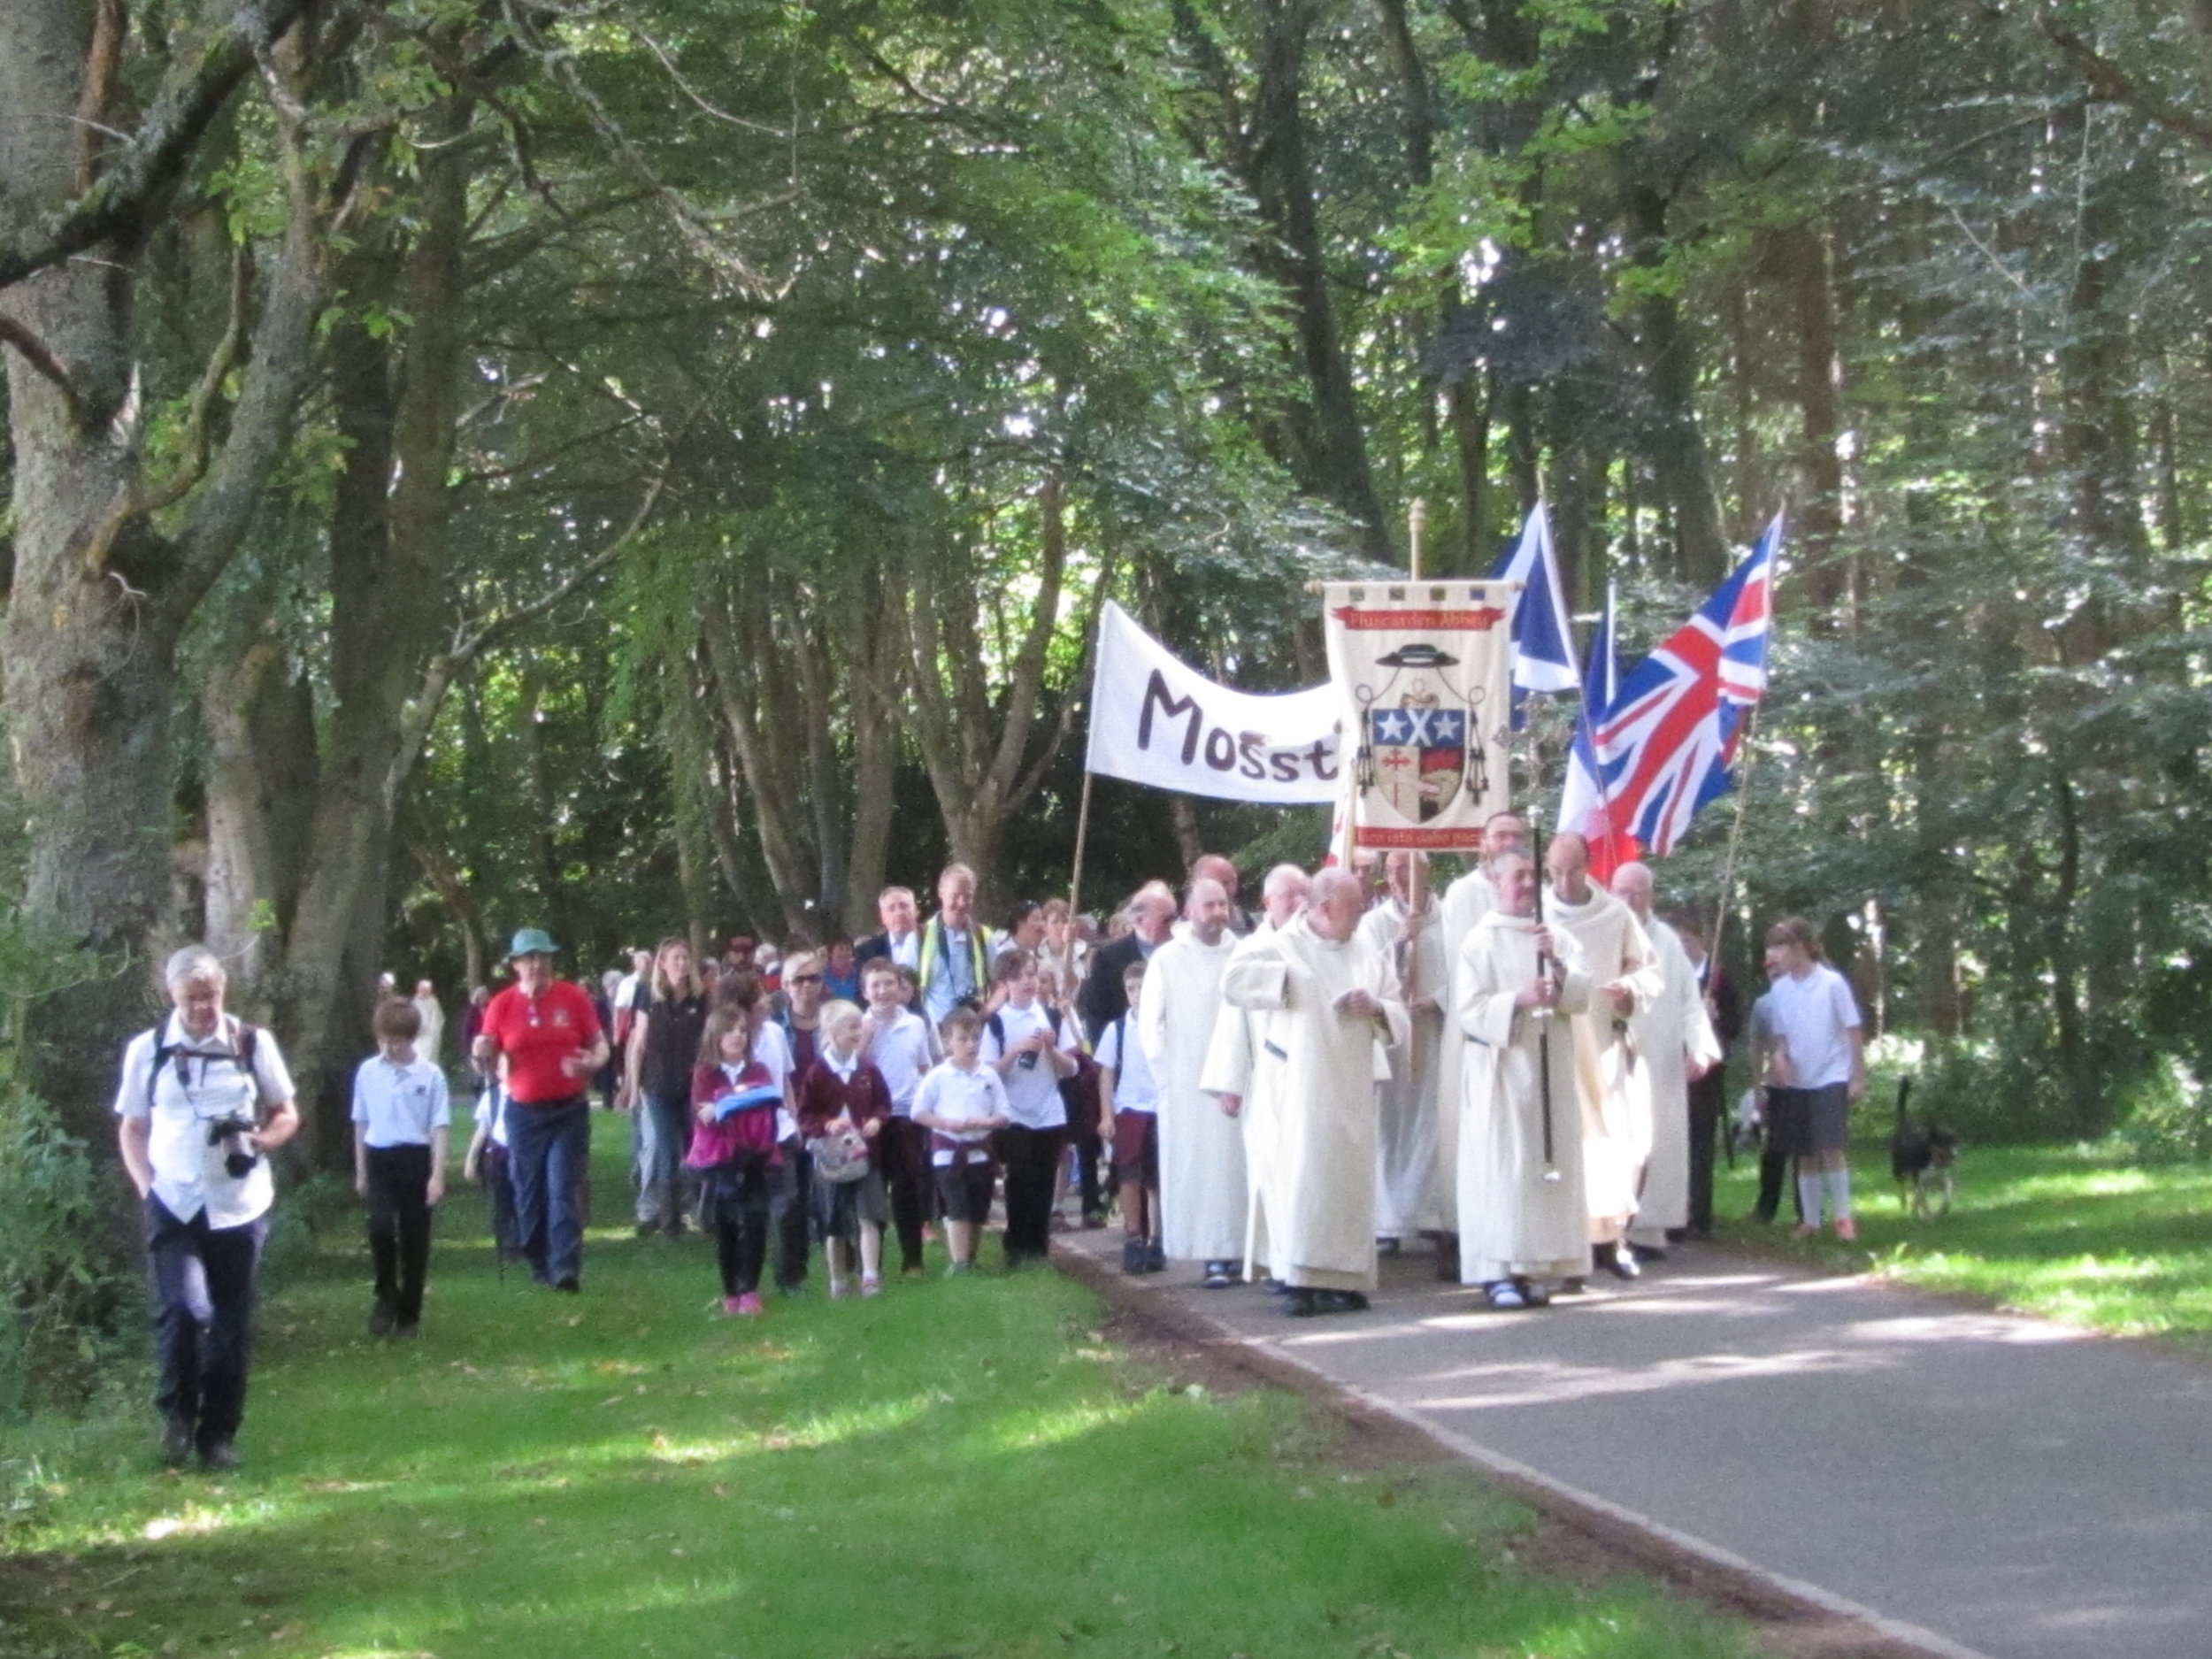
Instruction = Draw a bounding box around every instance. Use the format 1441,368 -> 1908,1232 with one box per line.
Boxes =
853,885 -> 921,972
1077,881 -> 1178,1041
1677,912 -> 1743,1238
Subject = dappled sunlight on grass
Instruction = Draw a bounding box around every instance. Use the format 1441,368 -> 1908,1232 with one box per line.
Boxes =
1718,1137 -> 2212,1339
2,1127 -> 1760,1659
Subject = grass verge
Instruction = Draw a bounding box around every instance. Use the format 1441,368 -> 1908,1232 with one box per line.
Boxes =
1714,1134 -> 2212,1341
4,1121 -> 1757,1659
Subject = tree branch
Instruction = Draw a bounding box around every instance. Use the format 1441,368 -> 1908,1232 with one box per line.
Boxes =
138,242 -> 253,517
0,0 -> 318,289
0,314 -> 83,412
2040,14 -> 2212,149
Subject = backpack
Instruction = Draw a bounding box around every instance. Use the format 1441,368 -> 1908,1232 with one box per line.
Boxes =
145,1018 -> 260,1114
985,1004 -> 1064,1056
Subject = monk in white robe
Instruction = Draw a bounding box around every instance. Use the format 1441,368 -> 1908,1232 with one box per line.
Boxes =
1200,864 -> 1308,1278
1356,852 -> 1448,1247
1613,863 -> 1722,1251
1541,833 -> 1663,1279
1141,878 -> 1244,1281
1219,869 -> 1408,1315
1456,850 -> 1593,1305
1432,811 -> 1529,1245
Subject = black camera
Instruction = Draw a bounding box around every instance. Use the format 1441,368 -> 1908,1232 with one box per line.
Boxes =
205,1114 -> 261,1179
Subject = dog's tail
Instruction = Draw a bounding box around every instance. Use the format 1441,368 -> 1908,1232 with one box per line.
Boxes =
1895,1075 -> 1914,1124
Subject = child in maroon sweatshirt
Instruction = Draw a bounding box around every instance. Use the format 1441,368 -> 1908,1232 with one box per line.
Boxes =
795,1002 -> 893,1298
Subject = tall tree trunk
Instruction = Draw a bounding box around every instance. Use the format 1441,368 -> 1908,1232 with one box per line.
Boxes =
1623,178 -> 1729,587
1,4 -> 326,1141
202,626 -> 318,989
1781,221 -> 1849,626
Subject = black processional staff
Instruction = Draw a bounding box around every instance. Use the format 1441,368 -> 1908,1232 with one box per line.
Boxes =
1534,906 -> 1562,1182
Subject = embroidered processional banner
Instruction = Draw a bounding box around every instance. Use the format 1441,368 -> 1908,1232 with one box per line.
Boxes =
1320,580 -> 1516,853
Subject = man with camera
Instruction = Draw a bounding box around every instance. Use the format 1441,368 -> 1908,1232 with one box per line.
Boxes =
115,946 -> 300,1471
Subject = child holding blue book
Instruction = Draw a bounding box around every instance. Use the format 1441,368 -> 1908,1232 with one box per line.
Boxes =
688,998 -> 784,1316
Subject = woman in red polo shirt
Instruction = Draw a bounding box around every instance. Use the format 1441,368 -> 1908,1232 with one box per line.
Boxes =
472,929 -> 607,1291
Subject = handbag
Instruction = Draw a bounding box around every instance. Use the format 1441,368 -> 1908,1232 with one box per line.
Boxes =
808,1123 -> 872,1184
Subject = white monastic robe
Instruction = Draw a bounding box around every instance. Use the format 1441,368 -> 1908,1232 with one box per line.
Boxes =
1356,896 -> 1447,1239
1200,919 -> 1278,1271
413,994 -> 445,1065
1543,884 -> 1663,1236
1455,913 -> 1594,1285
1625,918 -> 1723,1247
1219,914 -> 1409,1291
1141,931 -> 1244,1263
1432,868 -> 1499,1233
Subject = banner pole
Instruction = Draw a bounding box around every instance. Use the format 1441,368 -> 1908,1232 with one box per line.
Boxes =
1406,499 -> 1432,1006
1069,768 -> 1097,922
1709,703 -> 1763,972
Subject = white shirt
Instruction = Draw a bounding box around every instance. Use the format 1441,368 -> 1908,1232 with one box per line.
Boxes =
1094,1017 -> 1158,1114
751,1021 -> 798,1142
114,1012 -> 296,1227
473,1086 -> 509,1148
352,1054 -> 452,1148
884,931 -> 921,971
864,1005 -> 934,1116
914,1061 -> 1009,1164
1762,964 -> 1862,1089
979,1000 -> 1075,1130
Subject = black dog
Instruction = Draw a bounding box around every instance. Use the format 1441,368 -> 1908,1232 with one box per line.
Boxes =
1888,1077 -> 1959,1217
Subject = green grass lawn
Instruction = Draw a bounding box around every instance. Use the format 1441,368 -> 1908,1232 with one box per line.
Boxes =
1712,1133 -> 2212,1340
4,1123 -> 1755,1659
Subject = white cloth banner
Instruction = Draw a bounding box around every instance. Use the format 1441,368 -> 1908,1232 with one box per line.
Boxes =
1085,601 -> 1341,804
1321,580 -> 1516,853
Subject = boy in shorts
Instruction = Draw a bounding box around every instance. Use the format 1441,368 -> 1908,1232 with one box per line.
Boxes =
1094,960 -> 1162,1275
911,1008 -> 1010,1273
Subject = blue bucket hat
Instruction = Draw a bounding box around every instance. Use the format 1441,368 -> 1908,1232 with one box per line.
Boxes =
509,927 -> 560,958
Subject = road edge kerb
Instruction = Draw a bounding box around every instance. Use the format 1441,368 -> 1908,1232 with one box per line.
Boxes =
1055,1247 -> 1996,1659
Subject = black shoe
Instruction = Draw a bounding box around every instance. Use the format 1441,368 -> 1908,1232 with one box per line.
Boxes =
552,1275 -> 580,1294
1265,1278 -> 1292,1296
368,1302 -> 398,1338
197,1440 -> 237,1473
1122,1239 -> 1148,1276
1558,1276 -> 1587,1295
1376,1237 -> 1402,1256
1145,1243 -> 1166,1273
1202,1260 -> 1236,1289
1520,1279 -> 1554,1308
1629,1242 -> 1667,1263
635,1222 -> 660,1239
160,1414 -> 195,1469
1284,1287 -> 1324,1317
1434,1237 -> 1461,1281
1601,1244 -> 1640,1281
1321,1290 -> 1370,1314
394,1321 -> 420,1341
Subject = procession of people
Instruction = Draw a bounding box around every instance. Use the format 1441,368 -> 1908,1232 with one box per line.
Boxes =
117,831 -> 1862,1471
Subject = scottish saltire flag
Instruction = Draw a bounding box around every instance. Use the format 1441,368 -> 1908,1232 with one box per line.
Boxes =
1594,515 -> 1783,857
1556,583 -> 1640,879
1486,503 -> 1579,725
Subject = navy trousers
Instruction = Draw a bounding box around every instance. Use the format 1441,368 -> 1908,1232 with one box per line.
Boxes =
505,1096 -> 591,1286
145,1196 -> 267,1450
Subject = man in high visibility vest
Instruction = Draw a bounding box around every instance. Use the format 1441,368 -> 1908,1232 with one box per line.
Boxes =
918,864 -> 997,1025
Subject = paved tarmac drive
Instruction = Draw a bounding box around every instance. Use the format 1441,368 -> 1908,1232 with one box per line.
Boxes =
1062,1231 -> 2212,1659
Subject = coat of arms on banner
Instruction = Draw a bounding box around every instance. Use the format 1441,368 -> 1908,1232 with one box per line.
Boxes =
1322,583 -> 1515,853
1363,647 -> 1473,821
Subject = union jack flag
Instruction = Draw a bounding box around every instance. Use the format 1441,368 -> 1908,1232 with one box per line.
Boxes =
1593,515 -> 1781,857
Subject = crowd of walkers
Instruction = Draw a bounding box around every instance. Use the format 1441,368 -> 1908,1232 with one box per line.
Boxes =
115,834 -> 1863,1471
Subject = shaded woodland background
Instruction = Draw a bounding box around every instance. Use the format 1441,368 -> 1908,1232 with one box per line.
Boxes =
8,0 -> 2212,1210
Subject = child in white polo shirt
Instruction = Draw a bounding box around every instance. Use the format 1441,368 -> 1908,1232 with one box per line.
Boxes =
353,998 -> 451,1338
911,1007 -> 1010,1273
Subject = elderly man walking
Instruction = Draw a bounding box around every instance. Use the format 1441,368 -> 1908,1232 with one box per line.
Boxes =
1220,868 -> 1408,1317
1200,864 -> 1308,1279
918,865 -> 996,1025
1432,811 -> 1528,1268
1612,862 -> 1721,1256
1140,877 -> 1243,1286
1357,851 -> 1448,1254
1079,881 -> 1176,1037
1541,834 -> 1662,1282
1455,850 -> 1593,1308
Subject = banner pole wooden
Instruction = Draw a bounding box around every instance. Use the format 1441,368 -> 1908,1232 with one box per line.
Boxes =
1069,767 -> 1096,922
1406,498 -> 1431,1004
1710,703 -> 1763,972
